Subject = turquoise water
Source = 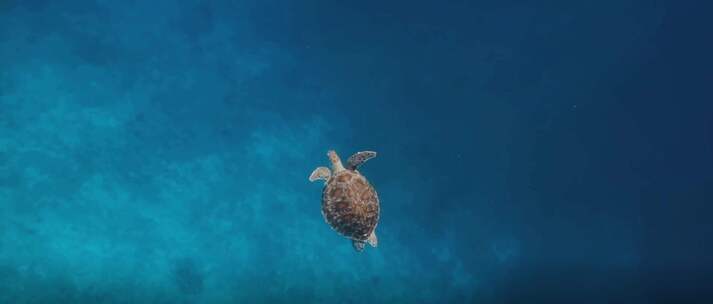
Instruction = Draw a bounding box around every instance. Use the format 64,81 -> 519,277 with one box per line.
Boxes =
1,1 -> 712,303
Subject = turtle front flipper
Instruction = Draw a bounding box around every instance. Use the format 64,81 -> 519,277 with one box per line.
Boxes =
352,239 -> 366,252
309,167 -> 331,183
347,151 -> 377,170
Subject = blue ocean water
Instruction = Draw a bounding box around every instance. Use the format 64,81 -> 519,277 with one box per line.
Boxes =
1,1 -> 712,303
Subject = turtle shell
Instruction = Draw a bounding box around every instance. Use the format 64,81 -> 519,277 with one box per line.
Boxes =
321,170 -> 380,241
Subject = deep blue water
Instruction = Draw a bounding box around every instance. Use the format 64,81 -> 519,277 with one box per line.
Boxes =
1,1 -> 712,303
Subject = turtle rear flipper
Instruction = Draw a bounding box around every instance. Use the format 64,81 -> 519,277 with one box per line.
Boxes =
347,151 -> 377,170
352,239 -> 366,252
309,167 -> 331,182
367,232 -> 378,248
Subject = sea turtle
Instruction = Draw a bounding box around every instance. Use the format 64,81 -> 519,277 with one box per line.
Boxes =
309,150 -> 380,252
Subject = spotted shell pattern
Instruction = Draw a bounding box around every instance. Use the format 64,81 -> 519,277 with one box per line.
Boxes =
321,170 -> 380,241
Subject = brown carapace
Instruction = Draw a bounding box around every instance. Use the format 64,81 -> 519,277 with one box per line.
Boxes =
309,150 -> 379,252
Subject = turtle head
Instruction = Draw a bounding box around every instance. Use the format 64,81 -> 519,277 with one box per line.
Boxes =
327,150 -> 346,173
